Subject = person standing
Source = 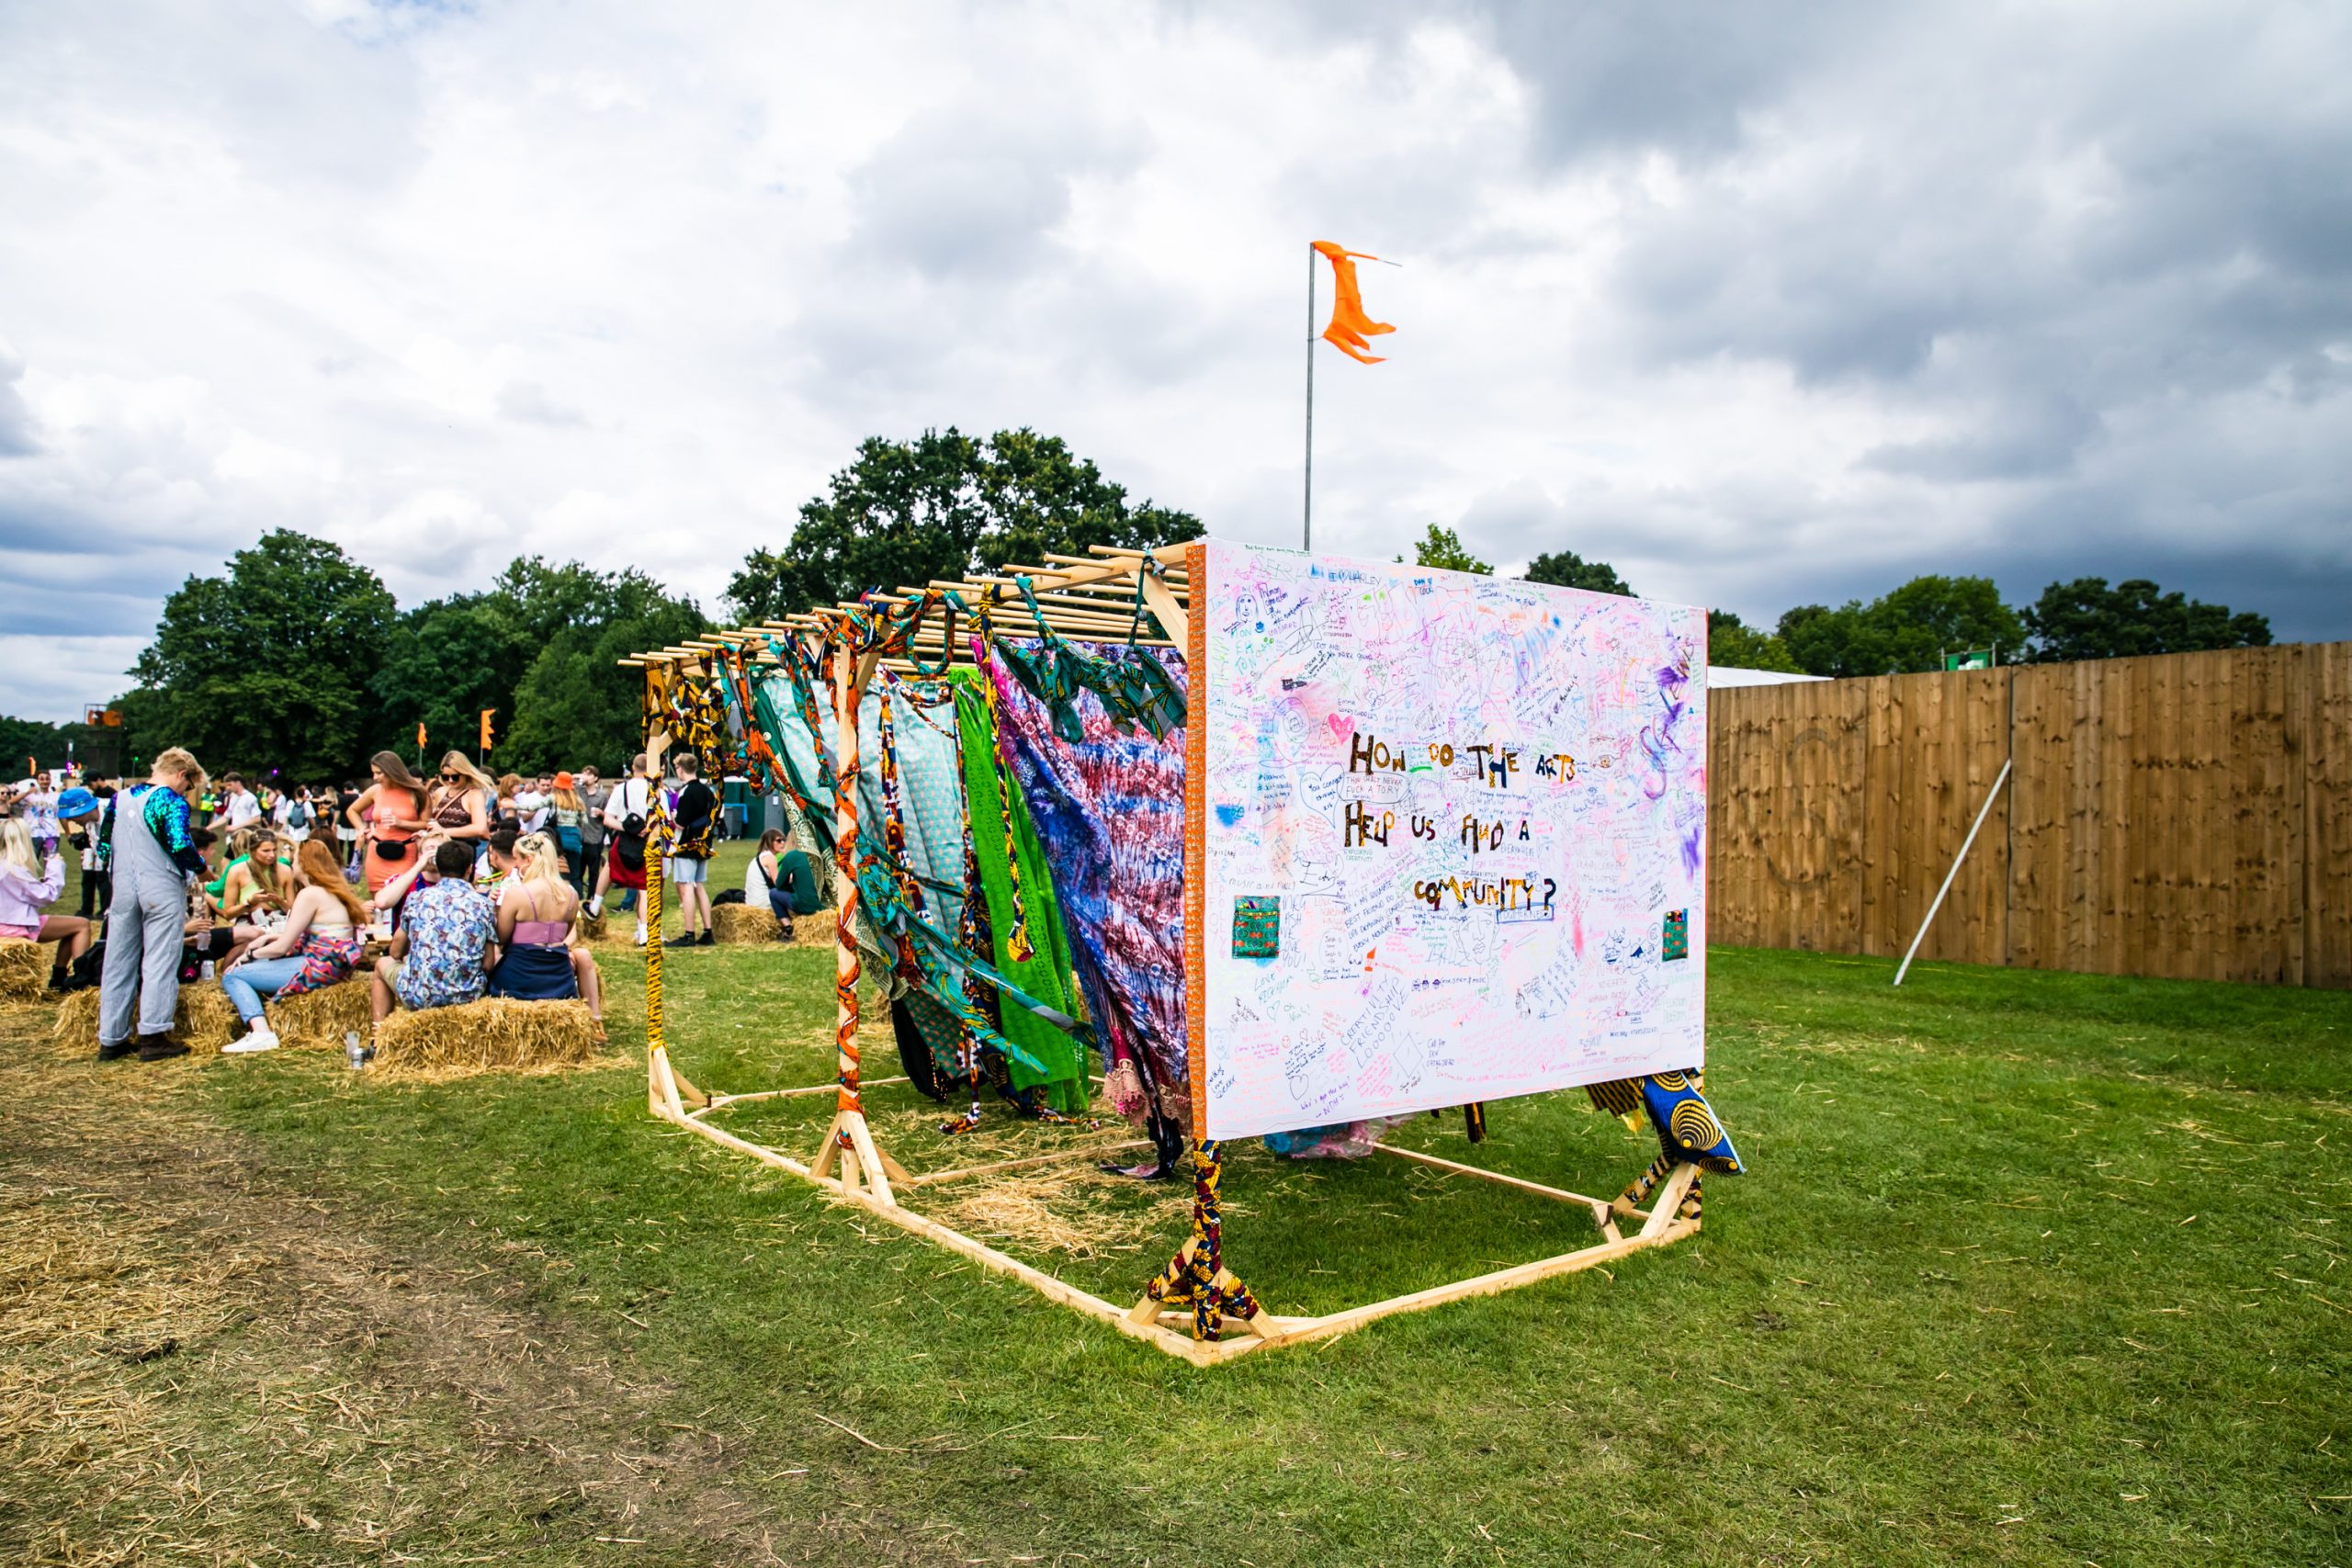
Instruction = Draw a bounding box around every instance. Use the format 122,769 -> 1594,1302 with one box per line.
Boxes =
546,772 -> 590,897
95,747 -> 209,1062
220,773 -> 262,830
348,752 -> 431,903
426,752 -> 495,853
668,753 -> 718,945
588,754 -> 653,945
576,766 -> 609,907
70,784 -> 113,920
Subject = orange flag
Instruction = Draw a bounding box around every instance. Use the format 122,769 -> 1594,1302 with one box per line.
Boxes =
1313,240 -> 1395,364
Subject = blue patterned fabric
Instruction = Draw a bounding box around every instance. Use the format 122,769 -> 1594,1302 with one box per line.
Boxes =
983,637 -> 1190,1125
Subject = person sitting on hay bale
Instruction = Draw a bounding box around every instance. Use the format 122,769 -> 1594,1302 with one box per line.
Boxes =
0,817 -> 95,994
218,840 -> 369,1055
484,829 -> 605,1040
745,827 -> 824,941
370,839 -> 497,1034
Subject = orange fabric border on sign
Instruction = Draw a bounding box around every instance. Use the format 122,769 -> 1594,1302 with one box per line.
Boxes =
1183,540 -> 1211,1141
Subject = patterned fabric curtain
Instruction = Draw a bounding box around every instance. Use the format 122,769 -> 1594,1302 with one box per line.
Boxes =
980,637 -> 1190,1126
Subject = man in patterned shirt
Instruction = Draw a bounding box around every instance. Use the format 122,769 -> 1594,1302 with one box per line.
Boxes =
96,747 -> 210,1062
369,840 -> 497,1029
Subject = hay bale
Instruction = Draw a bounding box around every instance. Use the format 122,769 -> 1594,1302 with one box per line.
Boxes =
371,997 -> 601,1080
707,903 -> 838,947
47,981 -> 239,1057
0,940 -> 51,1004
270,976 -> 373,1051
711,903 -> 782,944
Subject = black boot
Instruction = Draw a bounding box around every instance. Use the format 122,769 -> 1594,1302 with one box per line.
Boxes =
137,1032 -> 190,1063
96,1038 -> 139,1062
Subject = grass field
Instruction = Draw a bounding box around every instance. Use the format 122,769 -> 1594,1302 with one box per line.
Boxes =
3,845 -> 2347,1564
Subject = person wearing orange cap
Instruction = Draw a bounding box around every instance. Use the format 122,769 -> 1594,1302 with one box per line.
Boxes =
548,771 -> 590,897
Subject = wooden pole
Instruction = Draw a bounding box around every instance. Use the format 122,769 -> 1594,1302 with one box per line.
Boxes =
1894,757 -> 2013,986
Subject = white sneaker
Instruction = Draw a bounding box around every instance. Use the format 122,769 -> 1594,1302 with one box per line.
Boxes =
224,1026 -> 280,1055
587,897 -> 603,918
633,921 -> 647,946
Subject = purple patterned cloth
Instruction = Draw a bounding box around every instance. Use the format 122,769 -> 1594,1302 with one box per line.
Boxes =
980,638 -> 1189,1124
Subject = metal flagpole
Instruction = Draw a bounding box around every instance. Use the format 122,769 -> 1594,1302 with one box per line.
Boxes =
1304,243 -> 1316,551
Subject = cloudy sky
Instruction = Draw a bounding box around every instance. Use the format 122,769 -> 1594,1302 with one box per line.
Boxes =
2,0 -> 2346,720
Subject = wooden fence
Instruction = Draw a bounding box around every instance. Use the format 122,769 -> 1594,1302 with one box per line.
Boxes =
1706,642 -> 2352,987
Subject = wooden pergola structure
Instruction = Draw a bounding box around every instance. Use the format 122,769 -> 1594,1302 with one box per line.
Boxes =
619,541 -> 1701,1365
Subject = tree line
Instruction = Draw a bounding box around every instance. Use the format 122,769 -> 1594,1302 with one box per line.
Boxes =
4,441 -> 2279,776
1404,524 -> 2274,677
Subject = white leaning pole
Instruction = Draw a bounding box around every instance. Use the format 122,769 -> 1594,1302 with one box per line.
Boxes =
1893,758 -> 2014,987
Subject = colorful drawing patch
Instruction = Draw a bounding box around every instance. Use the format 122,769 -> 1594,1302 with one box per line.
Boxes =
1232,896 -> 1282,958
1661,909 -> 1690,962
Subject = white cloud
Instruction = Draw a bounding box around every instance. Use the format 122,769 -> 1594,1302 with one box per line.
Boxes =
0,0 -> 2346,722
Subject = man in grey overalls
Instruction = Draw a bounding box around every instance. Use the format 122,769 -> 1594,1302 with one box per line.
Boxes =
96,747 -> 209,1063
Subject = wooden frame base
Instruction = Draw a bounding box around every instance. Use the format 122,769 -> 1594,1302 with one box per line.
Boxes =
647,1045 -> 1704,1365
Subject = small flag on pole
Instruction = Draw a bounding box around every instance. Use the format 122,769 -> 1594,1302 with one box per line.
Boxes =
416,722 -> 426,748
1311,240 -> 1396,364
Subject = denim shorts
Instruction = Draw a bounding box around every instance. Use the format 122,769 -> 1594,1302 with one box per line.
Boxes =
668,855 -> 708,885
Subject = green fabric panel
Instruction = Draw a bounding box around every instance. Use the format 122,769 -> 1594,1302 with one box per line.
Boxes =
951,672 -> 1089,1114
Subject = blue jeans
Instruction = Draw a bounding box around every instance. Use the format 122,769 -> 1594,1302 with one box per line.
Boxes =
221,955 -> 307,1023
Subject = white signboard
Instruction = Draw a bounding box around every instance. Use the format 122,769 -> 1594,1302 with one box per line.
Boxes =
1185,540 -> 1708,1141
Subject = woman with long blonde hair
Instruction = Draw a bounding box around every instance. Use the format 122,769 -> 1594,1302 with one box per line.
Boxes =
218,839 -> 372,1054
484,829 -> 602,1034
425,750 -> 494,848
0,816 -> 91,989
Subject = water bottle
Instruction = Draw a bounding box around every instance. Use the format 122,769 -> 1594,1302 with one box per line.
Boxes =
345,1030 -> 369,1070
199,960 -> 215,980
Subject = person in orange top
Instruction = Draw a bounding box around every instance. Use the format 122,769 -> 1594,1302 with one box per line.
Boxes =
346,751 -> 430,900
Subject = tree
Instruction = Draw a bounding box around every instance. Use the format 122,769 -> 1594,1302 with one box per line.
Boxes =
1402,524 -> 1491,575
1523,549 -> 1634,596
1776,575 -> 2027,678
2022,577 -> 2272,663
0,715 -> 87,774
725,428 -> 1203,622
505,570 -> 707,773
369,595 -> 524,767
1707,611 -> 1804,673
131,529 -> 397,779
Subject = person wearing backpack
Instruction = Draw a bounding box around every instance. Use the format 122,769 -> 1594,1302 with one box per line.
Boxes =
587,754 -> 653,946
278,786 -> 314,844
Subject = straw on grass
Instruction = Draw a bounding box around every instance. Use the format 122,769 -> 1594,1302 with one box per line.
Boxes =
370,997 -> 602,1080
0,939 -> 51,1004
49,984 -> 239,1058
926,1167 -> 1193,1260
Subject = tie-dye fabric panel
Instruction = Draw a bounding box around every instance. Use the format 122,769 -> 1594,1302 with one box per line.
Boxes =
981,637 -> 1190,1123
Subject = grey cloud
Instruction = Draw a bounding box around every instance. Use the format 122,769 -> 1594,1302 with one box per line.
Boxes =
0,344 -> 38,457
1861,395 -> 2102,484
847,108 -> 1148,281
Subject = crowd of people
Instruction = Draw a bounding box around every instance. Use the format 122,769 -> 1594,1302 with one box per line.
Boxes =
0,744 -> 788,1066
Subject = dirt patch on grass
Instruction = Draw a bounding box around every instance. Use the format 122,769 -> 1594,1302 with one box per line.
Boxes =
0,1020 -> 812,1565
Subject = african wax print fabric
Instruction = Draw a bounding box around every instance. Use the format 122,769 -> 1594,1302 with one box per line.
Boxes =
980,637 -> 1189,1124
949,670 -> 1089,1115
